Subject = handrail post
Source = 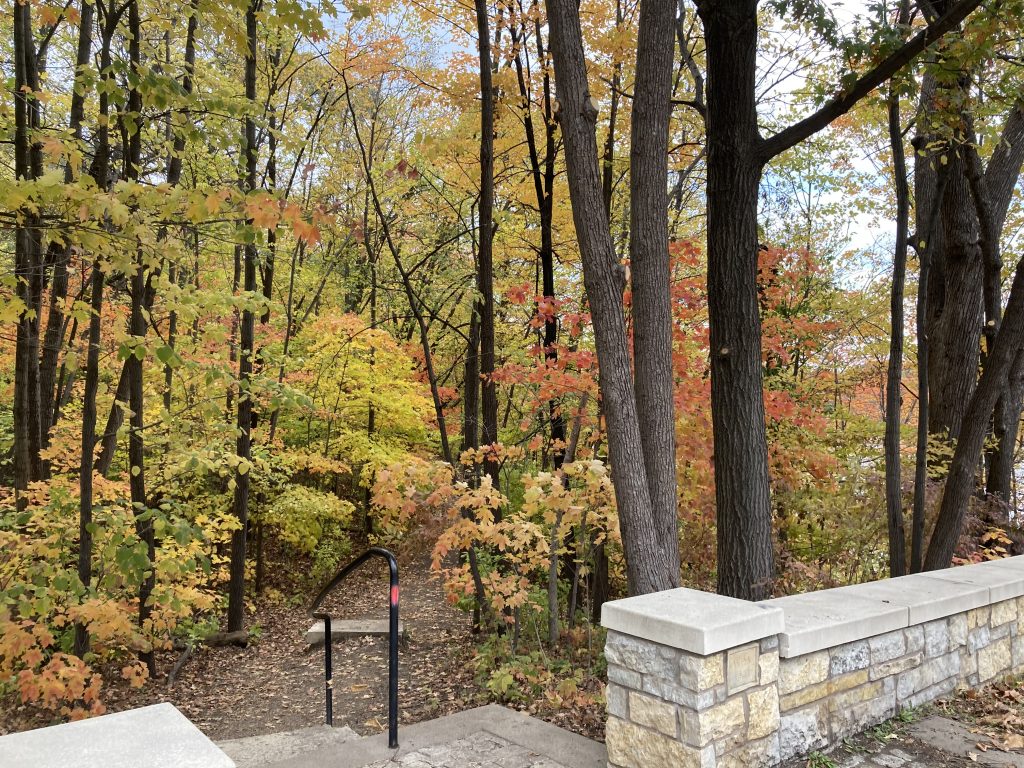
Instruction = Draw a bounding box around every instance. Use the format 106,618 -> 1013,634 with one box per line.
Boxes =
321,613 -> 333,726
309,547 -> 400,748
387,558 -> 399,749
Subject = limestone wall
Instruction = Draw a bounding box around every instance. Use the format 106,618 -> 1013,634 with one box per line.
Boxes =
601,558 -> 1024,767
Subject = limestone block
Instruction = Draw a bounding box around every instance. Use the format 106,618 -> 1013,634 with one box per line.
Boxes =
681,695 -> 745,748
902,675 -> 957,709
605,716 -> 707,768
949,613 -> 968,648
968,606 -> 991,631
969,625 -> 991,654
679,651 -> 725,692
780,669 -> 869,711
642,673 -> 716,710
717,734 -> 781,768
778,705 -> 828,761
991,599 -> 1018,627
606,683 -> 629,720
779,651 -> 829,696
1013,635 -> 1024,671
726,644 -> 759,694
870,652 -> 922,681
827,679 -> 884,712
628,691 -> 678,737
747,686 -> 781,741
830,640 -> 870,675
606,632 -> 673,677
869,631 -> 906,665
978,636 -> 1012,682
895,650 -> 959,701
607,664 -> 642,689
923,619 -> 950,658
759,650 -> 780,686
904,625 -> 925,655
829,691 -> 896,742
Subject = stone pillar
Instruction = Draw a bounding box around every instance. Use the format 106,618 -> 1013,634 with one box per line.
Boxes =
601,588 -> 784,768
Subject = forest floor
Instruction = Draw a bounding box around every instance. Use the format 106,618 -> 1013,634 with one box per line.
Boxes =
0,549 -> 604,742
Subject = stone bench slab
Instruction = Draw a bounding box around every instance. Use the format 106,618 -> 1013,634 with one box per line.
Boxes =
600,587 -> 784,655
0,702 -> 234,768
305,619 -> 407,646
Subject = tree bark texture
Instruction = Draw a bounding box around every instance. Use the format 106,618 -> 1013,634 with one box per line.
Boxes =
546,0 -> 677,594
698,0 -> 775,600
629,0 -> 682,585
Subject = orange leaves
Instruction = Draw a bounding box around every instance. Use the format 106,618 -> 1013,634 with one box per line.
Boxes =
121,660 -> 150,689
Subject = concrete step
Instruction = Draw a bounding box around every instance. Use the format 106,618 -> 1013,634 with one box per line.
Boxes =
217,724 -> 358,768
261,705 -> 607,768
304,619 -> 407,646
0,703 -> 232,768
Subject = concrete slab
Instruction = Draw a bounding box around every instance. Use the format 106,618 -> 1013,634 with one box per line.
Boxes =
763,590 -> 908,658
217,724 -> 358,767
0,702 -> 234,768
926,563 -> 1024,603
909,715 -> 1024,767
304,619 -> 407,646
263,705 -> 606,768
601,587 -> 784,655
832,573 -> 990,625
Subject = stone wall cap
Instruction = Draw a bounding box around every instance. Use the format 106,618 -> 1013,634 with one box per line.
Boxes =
833,573 -> 989,625
600,587 -> 784,655
925,560 -> 1024,603
762,590 -> 908,658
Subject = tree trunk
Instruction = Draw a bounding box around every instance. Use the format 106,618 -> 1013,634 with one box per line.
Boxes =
546,0 -> 675,595
227,0 -> 259,633
925,256 -> 1024,568
475,0 -> 500,491
698,0 -> 775,600
629,0 -> 682,581
883,44 -> 910,577
75,14 -> 117,658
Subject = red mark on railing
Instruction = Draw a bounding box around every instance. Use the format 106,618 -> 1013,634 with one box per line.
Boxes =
390,585 -> 399,605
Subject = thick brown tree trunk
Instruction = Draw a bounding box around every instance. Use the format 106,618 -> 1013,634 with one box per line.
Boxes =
698,0 -> 775,600
926,257 -> 1024,568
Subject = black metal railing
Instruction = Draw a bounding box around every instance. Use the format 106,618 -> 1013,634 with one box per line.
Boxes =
309,546 -> 400,749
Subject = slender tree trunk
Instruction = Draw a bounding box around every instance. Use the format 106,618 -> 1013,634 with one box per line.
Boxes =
630,0 -> 681,582
124,0 -> 155,675
227,0 -> 259,633
884,61 -> 909,578
475,0 -> 500,491
12,0 -> 46,499
74,13 -> 117,658
40,0 -> 95,445
546,0 -> 675,595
